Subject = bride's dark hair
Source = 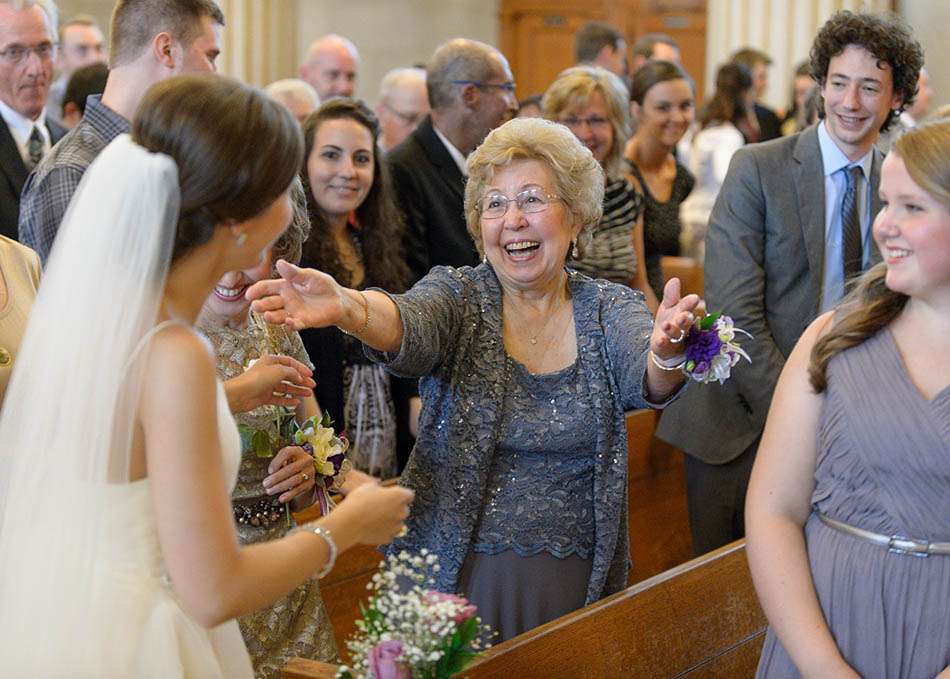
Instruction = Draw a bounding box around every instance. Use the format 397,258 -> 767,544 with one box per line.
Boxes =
132,73 -> 304,263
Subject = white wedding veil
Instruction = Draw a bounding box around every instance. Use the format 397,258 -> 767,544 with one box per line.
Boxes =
0,135 -> 180,674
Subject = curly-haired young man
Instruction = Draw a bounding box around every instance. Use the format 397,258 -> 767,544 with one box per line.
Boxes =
656,10 -> 923,556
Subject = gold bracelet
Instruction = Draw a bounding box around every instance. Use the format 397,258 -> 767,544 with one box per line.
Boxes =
649,350 -> 686,372
343,291 -> 370,337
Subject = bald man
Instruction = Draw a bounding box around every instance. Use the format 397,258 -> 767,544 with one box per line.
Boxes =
299,33 -> 359,100
375,67 -> 428,151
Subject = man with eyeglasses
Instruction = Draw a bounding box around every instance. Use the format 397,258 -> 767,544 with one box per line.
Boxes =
0,0 -> 66,241
19,0 -> 224,264
388,38 -> 518,282
375,66 -> 428,152
47,15 -> 105,126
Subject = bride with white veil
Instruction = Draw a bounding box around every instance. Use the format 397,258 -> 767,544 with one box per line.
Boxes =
0,74 -> 413,678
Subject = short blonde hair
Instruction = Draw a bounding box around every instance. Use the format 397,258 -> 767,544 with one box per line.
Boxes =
465,117 -> 605,258
542,65 -> 630,179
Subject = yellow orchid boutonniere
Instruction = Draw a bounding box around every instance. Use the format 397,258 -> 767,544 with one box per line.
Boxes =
294,412 -> 351,516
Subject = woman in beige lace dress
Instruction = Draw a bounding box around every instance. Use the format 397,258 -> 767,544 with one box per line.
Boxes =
198,179 -> 345,677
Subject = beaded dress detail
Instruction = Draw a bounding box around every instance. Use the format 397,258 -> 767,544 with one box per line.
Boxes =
201,314 -> 339,678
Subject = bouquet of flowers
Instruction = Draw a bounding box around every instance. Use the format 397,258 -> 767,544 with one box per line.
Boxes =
338,550 -> 493,679
681,312 -> 752,385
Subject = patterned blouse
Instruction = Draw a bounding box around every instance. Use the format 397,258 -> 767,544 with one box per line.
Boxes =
199,314 -> 338,677
569,177 -> 644,286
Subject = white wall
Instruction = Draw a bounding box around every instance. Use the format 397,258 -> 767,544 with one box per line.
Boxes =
295,0 -> 499,106
900,0 -> 950,113
705,0 -> 891,112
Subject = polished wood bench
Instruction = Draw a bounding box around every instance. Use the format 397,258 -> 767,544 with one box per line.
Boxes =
283,541 -> 766,678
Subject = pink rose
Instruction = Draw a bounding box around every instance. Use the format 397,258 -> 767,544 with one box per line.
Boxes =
368,640 -> 409,679
424,591 -> 477,624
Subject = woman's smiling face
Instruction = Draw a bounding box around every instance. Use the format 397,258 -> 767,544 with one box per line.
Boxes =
479,158 -> 580,292
306,117 -> 375,218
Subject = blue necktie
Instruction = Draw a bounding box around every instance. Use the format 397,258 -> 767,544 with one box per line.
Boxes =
841,166 -> 864,285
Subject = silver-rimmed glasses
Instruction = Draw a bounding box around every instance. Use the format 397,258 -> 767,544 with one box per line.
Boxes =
479,187 -> 561,219
0,42 -> 56,65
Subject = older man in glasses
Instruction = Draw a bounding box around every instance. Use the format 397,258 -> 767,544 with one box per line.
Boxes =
0,0 -> 66,241
375,66 -> 428,152
388,38 -> 518,282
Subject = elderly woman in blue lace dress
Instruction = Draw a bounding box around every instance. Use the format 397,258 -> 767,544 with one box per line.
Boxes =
248,117 -> 703,641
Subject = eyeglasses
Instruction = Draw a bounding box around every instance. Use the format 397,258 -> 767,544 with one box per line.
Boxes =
451,80 -> 517,93
479,187 -> 560,219
382,103 -> 426,126
560,116 -> 610,130
0,42 -> 56,65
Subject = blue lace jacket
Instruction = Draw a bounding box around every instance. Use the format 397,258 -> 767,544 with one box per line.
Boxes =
367,264 -> 667,604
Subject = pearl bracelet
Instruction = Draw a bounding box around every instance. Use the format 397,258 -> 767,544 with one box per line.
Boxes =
295,523 -> 338,578
649,350 -> 686,371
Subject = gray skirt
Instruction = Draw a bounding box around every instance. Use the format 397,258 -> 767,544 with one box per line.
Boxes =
458,550 -> 593,643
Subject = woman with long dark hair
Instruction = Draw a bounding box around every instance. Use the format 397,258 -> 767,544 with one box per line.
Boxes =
299,99 -> 417,477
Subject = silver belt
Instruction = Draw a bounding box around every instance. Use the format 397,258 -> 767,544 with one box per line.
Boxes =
817,511 -> 950,557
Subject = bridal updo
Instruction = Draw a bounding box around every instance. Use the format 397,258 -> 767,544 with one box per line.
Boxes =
131,73 -> 304,263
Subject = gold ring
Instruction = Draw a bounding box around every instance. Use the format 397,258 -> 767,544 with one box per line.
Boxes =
301,473 -> 309,482
669,327 -> 687,344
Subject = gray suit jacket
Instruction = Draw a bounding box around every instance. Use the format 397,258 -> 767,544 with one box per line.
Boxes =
656,125 -> 882,464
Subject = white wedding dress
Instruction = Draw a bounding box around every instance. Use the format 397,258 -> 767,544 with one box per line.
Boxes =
0,138 -> 257,677
89,378 -> 254,678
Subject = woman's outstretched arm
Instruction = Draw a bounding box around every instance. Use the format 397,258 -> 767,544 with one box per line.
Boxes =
745,312 -> 858,679
247,260 -> 403,353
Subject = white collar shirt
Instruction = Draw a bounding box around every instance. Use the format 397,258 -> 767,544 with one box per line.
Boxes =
0,99 -> 51,165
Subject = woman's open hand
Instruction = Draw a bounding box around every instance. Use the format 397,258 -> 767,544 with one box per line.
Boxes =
651,277 -> 704,361
224,354 -> 315,413
246,260 -> 347,331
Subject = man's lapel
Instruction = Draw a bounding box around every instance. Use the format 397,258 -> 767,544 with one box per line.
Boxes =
791,125 -> 826,311
0,118 -> 28,198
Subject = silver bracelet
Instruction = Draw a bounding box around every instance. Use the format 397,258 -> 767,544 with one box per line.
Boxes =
649,350 -> 686,372
296,523 -> 337,578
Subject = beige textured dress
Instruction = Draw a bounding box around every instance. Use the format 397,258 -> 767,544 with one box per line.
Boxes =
0,236 -> 41,407
201,314 -> 339,679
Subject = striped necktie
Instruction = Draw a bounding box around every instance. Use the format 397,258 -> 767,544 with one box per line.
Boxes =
28,126 -> 44,169
841,165 -> 864,285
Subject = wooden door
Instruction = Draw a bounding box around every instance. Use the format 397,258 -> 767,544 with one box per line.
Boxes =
499,1 -> 608,101
500,0 -> 707,104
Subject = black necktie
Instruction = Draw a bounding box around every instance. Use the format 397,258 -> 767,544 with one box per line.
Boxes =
841,165 -> 864,284
28,126 -> 44,169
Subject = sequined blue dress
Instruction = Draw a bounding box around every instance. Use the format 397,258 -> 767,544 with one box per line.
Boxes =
367,264 -> 679,640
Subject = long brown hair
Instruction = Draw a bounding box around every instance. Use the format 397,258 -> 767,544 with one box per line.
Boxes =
809,116 -> 950,392
299,99 -> 410,292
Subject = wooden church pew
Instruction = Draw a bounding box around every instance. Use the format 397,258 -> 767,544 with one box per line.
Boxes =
283,541 -> 766,679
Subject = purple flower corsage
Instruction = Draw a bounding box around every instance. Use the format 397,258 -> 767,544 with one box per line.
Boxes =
682,312 -> 752,384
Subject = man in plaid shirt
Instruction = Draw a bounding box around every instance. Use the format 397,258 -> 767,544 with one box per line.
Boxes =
19,0 -> 224,264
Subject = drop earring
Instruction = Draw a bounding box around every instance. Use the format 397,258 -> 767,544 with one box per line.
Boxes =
571,240 -> 579,259
235,232 -> 247,246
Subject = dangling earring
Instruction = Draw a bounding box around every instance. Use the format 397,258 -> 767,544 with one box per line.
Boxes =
235,232 -> 247,246
571,240 -> 579,259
